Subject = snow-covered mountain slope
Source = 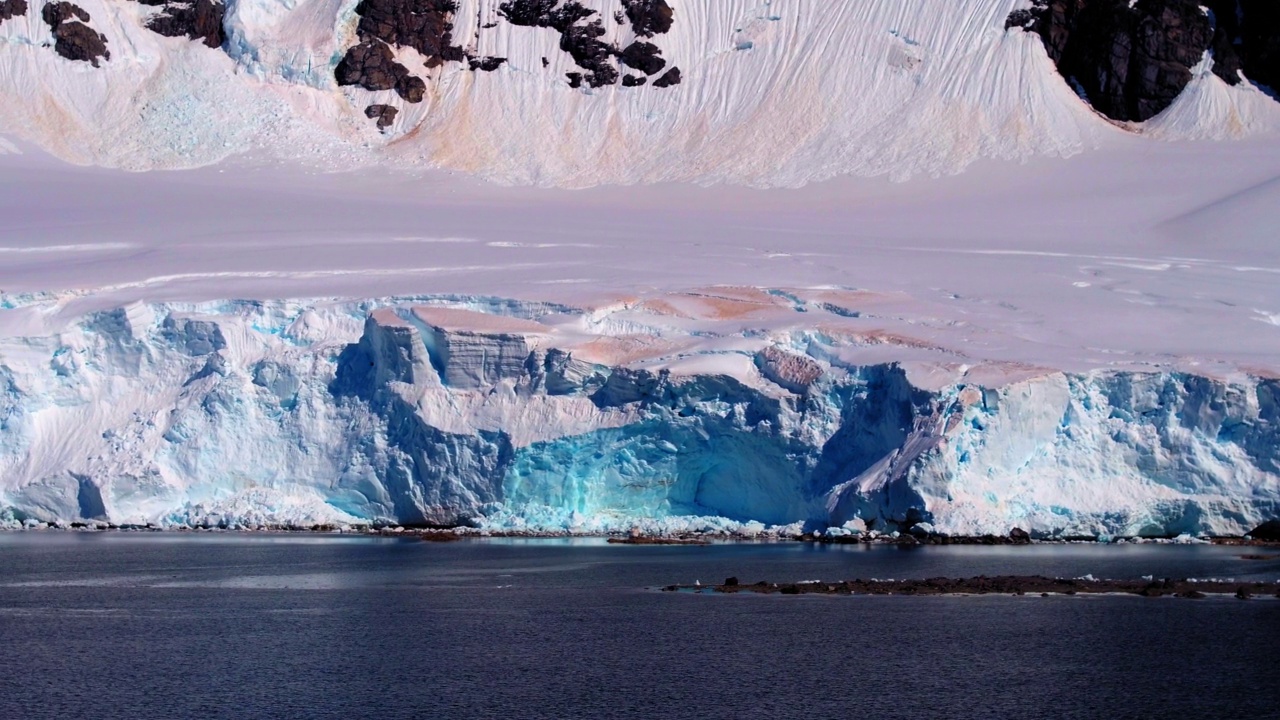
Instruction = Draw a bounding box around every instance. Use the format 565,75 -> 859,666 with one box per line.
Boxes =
0,0 -> 1276,185
1,294 -> 1276,536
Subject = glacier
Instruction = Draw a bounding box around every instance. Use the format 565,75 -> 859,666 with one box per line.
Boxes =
1,294 -> 1276,537
0,0 -> 1278,536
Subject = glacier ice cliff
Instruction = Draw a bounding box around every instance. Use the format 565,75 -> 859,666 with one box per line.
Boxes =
0,295 -> 1277,536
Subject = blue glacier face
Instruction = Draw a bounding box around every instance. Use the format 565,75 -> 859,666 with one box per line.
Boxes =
0,298 -> 1277,537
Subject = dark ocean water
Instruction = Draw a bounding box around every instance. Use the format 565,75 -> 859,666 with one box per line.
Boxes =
0,534 -> 1277,719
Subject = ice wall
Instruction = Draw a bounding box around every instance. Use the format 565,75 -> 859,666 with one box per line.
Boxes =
0,297 -> 1276,536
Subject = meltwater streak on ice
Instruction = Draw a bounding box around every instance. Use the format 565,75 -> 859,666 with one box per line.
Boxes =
0,0 -> 1276,185
0,294 -> 1276,536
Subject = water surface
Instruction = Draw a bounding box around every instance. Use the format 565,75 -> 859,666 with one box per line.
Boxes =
1,534 -> 1276,719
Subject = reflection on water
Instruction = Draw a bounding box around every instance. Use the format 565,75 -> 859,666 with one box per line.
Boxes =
0,534 -> 1276,719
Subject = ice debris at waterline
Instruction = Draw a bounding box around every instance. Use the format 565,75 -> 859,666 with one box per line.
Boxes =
0,294 -> 1277,536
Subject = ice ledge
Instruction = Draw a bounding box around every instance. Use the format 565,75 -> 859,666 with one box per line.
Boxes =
0,294 -> 1276,537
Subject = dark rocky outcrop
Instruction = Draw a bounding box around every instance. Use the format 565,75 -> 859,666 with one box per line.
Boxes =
42,2 -> 109,67
335,41 -> 425,103
365,103 -> 399,129
651,66 -> 681,87
1248,519 -> 1280,541
621,74 -> 645,87
468,56 -> 507,72
1011,0 -> 1279,122
560,19 -> 619,87
0,0 -> 27,22
353,0 -> 465,67
138,0 -> 226,49
499,0 -> 676,89
336,0 -> 527,103
621,0 -> 673,37
1202,0 -> 1280,90
619,40 -> 665,75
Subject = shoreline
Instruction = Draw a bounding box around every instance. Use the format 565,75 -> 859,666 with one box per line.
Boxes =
2,523 -> 1279,547
662,575 -> 1280,599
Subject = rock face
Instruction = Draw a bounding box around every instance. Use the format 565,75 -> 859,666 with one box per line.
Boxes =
41,2 -> 109,67
365,104 -> 398,129
335,0 -> 519,102
137,0 -> 226,49
1010,0 -> 1212,122
1248,519 -> 1280,541
0,0 -> 26,23
353,0 -> 464,67
619,41 -> 666,75
335,41 -> 425,103
622,0 -> 673,37
652,66 -> 681,87
1012,0 -> 1280,121
498,0 -> 678,89
1202,0 -> 1280,90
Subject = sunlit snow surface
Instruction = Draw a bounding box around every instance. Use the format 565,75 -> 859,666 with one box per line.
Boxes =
0,0 -> 1277,185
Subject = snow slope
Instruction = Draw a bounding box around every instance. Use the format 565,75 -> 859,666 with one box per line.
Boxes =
0,0 -> 1276,185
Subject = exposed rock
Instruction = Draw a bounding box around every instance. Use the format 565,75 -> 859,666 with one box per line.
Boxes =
364,103 -> 399,130
560,18 -> 619,87
468,56 -> 507,72
619,40 -> 666,75
500,0 -> 676,89
621,74 -> 645,86
354,0 -> 464,66
335,41 -> 425,103
1247,518 -> 1280,541
1202,0 -> 1280,90
336,0 -> 522,105
1012,0 -> 1216,121
41,0 -> 84,24
42,2 -> 109,67
651,66 -> 681,87
0,0 -> 27,22
621,0 -> 673,37
1009,527 -> 1032,543
140,0 -> 225,48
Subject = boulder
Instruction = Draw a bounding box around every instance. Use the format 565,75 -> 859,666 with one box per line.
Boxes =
364,103 -> 398,130
652,66 -> 681,87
